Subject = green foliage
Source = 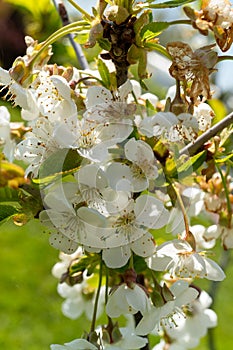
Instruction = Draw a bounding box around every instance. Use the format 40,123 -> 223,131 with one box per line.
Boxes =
0,204 -> 18,223
97,58 -> 117,90
0,187 -> 20,224
69,254 -> 101,277
177,150 -> 207,179
33,149 -> 83,185
0,186 -> 19,203
140,22 -> 170,41
144,0 -> 196,9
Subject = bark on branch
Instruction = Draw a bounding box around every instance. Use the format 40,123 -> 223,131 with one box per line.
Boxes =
179,111 -> 233,156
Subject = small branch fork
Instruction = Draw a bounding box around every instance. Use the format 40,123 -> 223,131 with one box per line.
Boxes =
179,111 -> 233,157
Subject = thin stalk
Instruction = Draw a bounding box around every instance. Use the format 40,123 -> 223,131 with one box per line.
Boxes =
129,253 -> 134,269
179,111 -> 233,156
168,19 -> 192,26
52,0 -> 89,69
218,55 -> 233,62
215,162 -> 232,227
105,265 -> 109,305
171,182 -> 190,238
90,256 -> 103,333
29,21 -> 90,68
67,0 -> 93,21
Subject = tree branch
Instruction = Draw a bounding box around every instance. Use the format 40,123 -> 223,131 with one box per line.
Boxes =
52,0 -> 89,70
179,111 -> 233,156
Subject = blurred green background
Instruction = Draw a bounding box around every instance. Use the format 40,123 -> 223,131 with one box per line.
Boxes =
0,0 -> 233,349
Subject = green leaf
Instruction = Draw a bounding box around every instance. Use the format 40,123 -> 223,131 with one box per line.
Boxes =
145,0 -> 196,9
133,255 -> 148,273
143,42 -> 171,59
0,187 -> 19,203
97,58 -> 111,89
215,154 -> 233,163
141,22 -> 170,41
165,157 -> 178,177
97,38 -> 111,51
208,99 -> 227,125
69,254 -> 100,276
33,149 -> 83,185
0,205 -> 18,224
177,150 -> 207,178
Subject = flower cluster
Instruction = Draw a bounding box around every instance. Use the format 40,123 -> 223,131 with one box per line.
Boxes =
1,1 -> 233,349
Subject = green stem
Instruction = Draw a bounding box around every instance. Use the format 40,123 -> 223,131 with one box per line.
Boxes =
52,0 -> 89,69
29,21 -> 90,67
90,256 -> 103,333
215,162 -> 232,227
105,265 -> 109,305
218,55 -> 233,62
66,0 -> 93,21
129,253 -> 134,269
171,182 -> 190,238
168,19 -> 192,26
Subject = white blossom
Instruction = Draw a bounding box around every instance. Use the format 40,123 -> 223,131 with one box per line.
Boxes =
137,112 -> 178,138
165,290 -> 217,348
0,106 -> 15,161
204,224 -> 233,249
15,116 -> 79,176
136,280 -> 199,335
106,283 -> 151,318
57,280 -> 105,320
50,339 -> 98,350
106,138 -> 158,192
205,0 -> 233,29
147,239 -> 225,281
102,326 -> 148,349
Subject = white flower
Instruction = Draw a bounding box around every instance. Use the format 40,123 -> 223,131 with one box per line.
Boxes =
98,194 -> 168,249
51,248 -> 83,278
204,224 -> 233,249
137,112 -> 178,138
57,280 -> 105,320
136,280 -> 199,335
106,138 -> 158,192
165,290 -> 217,348
39,187 -> 106,247
102,326 -> 148,350
205,0 -> 233,29
70,164 -> 109,213
0,106 -> 15,161
15,116 -> 79,176
21,71 -> 77,122
189,224 -> 216,250
101,231 -> 155,268
147,239 -> 225,281
168,113 -> 199,142
50,339 -> 98,350
84,80 -> 135,126
106,283 -> 151,318
152,340 -> 185,350
77,119 -> 132,162
193,103 -> 214,131
0,67 -> 29,109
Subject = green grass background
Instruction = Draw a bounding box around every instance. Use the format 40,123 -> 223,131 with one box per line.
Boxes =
0,219 -> 233,350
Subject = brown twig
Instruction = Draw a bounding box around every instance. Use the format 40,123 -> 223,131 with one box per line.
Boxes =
179,111 -> 233,156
